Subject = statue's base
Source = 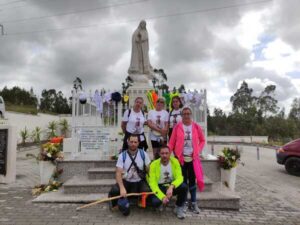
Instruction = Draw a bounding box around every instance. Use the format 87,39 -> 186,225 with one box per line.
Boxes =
128,73 -> 153,84
127,80 -> 153,109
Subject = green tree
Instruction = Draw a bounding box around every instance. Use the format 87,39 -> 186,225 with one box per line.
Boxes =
0,86 -> 37,106
265,112 -> 296,142
40,89 -> 57,112
229,81 -> 258,135
289,98 -> 300,120
288,98 -> 300,137
40,89 -> 71,114
230,81 -> 255,114
212,108 -> 227,135
257,85 -> 279,117
53,91 -> 71,114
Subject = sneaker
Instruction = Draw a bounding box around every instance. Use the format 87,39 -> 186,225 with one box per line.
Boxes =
174,206 -> 186,219
158,204 -> 164,212
108,200 -> 118,211
183,201 -> 189,213
190,202 -> 200,214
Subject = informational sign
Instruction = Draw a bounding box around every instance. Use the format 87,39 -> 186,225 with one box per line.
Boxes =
0,129 -> 8,175
79,127 -> 110,152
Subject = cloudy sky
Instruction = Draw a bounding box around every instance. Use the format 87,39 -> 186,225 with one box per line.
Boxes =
0,0 -> 299,113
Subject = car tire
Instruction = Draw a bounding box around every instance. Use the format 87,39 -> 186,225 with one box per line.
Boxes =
285,157 -> 300,177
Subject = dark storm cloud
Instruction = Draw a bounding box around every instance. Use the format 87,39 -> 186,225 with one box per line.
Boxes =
0,0 -> 297,110
212,39 -> 250,74
266,0 -> 300,49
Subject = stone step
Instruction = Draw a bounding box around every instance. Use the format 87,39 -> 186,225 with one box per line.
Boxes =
64,174 -> 213,194
63,176 -> 115,194
87,167 -> 213,192
33,186 -> 240,210
57,158 -> 221,184
203,176 -> 213,192
88,167 -> 115,180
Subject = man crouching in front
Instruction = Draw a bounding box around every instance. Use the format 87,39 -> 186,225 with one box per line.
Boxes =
148,146 -> 188,219
108,134 -> 151,216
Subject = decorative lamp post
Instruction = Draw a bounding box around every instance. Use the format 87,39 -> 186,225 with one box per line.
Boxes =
152,78 -> 157,90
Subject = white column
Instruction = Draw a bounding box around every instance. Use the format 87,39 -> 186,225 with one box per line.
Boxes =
118,102 -> 122,128
203,89 -> 208,157
71,89 -> 76,138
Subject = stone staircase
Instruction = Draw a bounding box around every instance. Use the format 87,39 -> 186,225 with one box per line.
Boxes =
63,172 -> 213,194
33,157 -> 240,210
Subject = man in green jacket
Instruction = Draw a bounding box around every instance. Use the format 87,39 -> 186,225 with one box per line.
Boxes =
148,146 -> 188,219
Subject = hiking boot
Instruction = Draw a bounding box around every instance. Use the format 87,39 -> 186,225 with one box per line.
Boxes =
174,206 -> 186,219
190,202 -> 200,214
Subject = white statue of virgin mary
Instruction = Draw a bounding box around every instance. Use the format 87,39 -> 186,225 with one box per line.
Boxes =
128,20 -> 153,79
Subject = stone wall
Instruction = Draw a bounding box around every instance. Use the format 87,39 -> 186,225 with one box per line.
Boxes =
208,136 -> 268,143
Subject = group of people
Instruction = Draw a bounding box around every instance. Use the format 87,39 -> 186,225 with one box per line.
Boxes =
109,96 -> 205,219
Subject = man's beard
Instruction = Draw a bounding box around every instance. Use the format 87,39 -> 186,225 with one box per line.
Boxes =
129,147 -> 138,152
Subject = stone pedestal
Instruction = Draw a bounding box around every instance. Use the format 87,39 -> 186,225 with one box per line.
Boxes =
39,161 -> 56,185
127,81 -> 153,109
0,124 -> 17,184
221,167 -> 237,191
63,137 -> 80,154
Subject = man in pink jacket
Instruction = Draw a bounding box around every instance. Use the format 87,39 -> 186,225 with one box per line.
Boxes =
168,106 -> 205,214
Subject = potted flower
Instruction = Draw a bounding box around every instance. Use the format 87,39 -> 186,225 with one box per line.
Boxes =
39,140 -> 63,185
218,147 -> 243,191
31,168 -> 63,196
27,137 -> 64,185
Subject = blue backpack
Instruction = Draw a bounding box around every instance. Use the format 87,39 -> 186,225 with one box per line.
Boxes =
122,148 -> 145,164
122,149 -> 146,179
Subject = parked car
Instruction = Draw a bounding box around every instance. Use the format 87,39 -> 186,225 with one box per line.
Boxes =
276,138 -> 300,176
0,96 -> 5,118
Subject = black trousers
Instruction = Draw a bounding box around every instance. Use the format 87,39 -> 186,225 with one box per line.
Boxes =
151,183 -> 187,207
181,161 -> 197,202
168,128 -> 173,140
122,131 -> 148,151
108,180 -> 151,207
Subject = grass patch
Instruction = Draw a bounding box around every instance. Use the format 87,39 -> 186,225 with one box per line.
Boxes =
6,103 -> 38,115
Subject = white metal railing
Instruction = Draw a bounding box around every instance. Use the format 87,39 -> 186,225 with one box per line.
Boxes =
69,88 -> 208,158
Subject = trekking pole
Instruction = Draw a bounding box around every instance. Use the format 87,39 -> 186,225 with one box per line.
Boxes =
76,191 -> 155,211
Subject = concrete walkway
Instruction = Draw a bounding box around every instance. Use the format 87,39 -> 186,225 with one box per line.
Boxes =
0,145 -> 299,225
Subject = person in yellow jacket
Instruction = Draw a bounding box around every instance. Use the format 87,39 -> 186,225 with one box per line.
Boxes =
148,146 -> 188,219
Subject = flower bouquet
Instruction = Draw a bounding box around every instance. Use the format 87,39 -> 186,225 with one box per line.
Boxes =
218,147 -> 242,170
218,147 -> 243,191
26,137 -> 64,186
39,142 -> 63,161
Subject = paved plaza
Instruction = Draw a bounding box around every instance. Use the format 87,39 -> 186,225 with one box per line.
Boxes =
0,146 -> 299,225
